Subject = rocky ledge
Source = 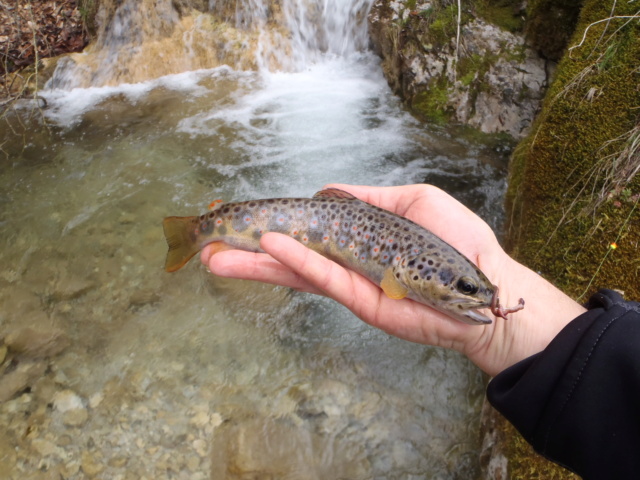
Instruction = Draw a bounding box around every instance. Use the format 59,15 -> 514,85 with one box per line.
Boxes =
368,0 -> 554,138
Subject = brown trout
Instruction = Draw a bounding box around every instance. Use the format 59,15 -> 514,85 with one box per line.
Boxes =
163,188 -> 524,325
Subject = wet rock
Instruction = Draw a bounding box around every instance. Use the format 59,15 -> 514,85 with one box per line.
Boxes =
31,438 -> 60,457
368,5 -> 552,138
211,415 -> 371,479
0,361 -> 47,402
52,389 -> 84,412
128,289 -> 161,309
62,407 -> 89,427
4,324 -> 69,359
0,285 -> 41,317
81,451 -> 105,477
50,273 -> 95,301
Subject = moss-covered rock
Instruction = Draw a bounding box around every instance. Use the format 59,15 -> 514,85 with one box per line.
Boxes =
368,0 -> 552,137
494,2 -> 639,476
506,0 -> 640,302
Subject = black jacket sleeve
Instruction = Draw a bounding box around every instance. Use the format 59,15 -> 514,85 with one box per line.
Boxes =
486,289 -> 640,479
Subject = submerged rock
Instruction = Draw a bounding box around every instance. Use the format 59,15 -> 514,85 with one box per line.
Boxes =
4,325 -> 69,359
0,361 -> 47,402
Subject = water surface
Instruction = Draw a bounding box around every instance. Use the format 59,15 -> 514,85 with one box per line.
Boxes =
0,53 -> 510,478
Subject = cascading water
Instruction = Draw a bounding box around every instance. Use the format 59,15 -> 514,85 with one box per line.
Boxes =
46,0 -> 374,88
0,1 -> 512,478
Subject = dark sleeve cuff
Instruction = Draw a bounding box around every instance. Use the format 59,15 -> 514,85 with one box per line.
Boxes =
487,289 -> 640,478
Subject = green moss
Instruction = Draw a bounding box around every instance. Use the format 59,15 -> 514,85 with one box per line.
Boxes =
411,82 -> 451,124
471,0 -> 525,33
428,4 -> 463,47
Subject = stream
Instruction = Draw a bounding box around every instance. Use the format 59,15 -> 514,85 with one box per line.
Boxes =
0,1 -> 513,478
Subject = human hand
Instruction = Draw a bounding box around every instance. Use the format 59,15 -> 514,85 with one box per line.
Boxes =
200,184 -> 586,376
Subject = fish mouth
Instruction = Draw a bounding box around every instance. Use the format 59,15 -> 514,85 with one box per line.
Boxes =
461,309 -> 492,325
446,298 -> 493,325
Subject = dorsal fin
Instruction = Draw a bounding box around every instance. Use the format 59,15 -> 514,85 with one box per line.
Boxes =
208,199 -> 225,211
312,188 -> 357,200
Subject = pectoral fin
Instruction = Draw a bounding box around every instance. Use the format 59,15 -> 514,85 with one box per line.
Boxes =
381,268 -> 408,300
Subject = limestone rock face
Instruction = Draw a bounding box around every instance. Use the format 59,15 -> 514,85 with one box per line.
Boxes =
368,1 -> 553,138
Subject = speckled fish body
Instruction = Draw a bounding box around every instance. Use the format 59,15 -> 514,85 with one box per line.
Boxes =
163,188 -> 501,325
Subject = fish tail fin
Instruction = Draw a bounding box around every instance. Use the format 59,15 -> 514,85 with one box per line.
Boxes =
163,216 -> 200,272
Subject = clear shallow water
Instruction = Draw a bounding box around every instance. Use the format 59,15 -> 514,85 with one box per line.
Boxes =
0,54 -> 510,478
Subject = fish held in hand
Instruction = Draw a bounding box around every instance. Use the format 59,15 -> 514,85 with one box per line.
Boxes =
163,188 -> 524,325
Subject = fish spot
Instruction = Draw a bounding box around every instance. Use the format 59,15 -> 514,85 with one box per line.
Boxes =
233,206 -> 241,213
395,273 -> 400,279
413,275 -> 419,281
447,258 -> 455,264
408,260 -> 416,267
282,200 -> 289,204
310,202 -> 317,208
438,268 -> 455,285
417,264 -> 423,270
208,212 -> 215,219
426,275 -> 432,280
248,202 -> 257,207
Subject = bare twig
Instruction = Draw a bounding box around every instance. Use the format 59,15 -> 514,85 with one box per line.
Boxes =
568,12 -> 640,58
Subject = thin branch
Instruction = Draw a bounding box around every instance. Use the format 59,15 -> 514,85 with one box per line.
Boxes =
568,13 -> 640,57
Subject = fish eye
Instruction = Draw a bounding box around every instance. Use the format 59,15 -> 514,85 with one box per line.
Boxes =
456,277 -> 479,295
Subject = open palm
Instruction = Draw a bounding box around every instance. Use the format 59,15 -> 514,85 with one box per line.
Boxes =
201,184 -> 585,376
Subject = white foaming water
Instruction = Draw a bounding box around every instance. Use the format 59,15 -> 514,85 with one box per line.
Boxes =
176,55 -> 431,198
271,0 -> 373,69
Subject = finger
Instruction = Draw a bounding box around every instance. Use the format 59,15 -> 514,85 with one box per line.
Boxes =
201,244 -> 324,295
259,233 -> 473,343
323,183 -> 429,215
259,232 -> 386,312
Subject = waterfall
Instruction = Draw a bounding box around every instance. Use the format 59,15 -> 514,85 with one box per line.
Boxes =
45,0 -> 374,89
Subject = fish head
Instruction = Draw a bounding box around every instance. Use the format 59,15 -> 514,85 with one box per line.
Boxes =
394,254 -> 496,325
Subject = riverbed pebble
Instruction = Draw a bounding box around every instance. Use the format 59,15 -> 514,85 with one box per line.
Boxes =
52,389 -> 84,412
